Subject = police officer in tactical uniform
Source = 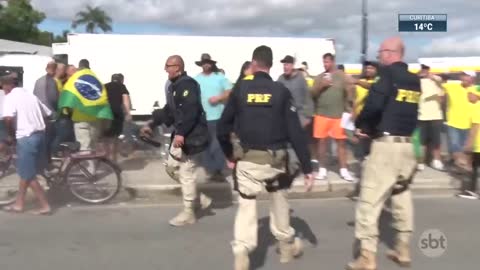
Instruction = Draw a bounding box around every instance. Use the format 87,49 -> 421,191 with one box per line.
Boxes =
216,45 -> 314,270
346,37 -> 420,270
141,55 -> 212,227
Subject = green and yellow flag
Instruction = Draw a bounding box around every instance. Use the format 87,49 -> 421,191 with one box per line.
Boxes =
58,69 -> 113,122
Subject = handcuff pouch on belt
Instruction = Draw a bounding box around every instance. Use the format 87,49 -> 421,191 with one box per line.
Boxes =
265,149 -> 300,192
391,169 -> 416,195
232,144 -> 298,194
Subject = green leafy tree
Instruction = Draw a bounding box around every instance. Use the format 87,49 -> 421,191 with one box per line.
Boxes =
37,31 -> 53,46
53,30 -> 69,43
71,5 -> 112,33
0,0 -> 46,44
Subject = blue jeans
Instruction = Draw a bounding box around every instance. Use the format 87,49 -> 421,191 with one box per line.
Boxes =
202,120 -> 226,173
447,126 -> 469,154
16,131 -> 47,181
51,117 -> 76,154
0,121 -> 7,141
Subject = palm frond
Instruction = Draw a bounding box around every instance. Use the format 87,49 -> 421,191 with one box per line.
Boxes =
71,5 -> 113,34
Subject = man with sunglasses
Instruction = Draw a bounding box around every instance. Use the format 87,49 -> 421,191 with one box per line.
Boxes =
347,37 -> 420,270
140,55 -> 212,227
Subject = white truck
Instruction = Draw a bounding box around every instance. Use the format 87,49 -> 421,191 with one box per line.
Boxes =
53,34 -> 336,117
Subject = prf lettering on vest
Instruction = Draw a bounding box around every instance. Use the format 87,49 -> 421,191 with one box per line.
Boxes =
396,89 -> 420,103
247,93 -> 272,103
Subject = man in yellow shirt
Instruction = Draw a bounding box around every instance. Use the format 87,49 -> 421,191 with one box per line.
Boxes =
351,61 -> 378,161
462,82 -> 480,199
55,63 -> 67,91
299,61 -> 314,87
443,71 -> 475,168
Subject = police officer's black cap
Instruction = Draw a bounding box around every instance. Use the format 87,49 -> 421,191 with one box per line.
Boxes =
420,64 -> 430,70
363,60 -> 379,69
280,55 -> 295,64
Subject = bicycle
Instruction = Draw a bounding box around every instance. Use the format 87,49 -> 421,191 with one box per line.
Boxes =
0,141 -> 122,205
118,122 -> 180,181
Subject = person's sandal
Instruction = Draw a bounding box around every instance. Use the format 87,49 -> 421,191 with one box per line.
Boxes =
29,209 -> 53,216
3,205 -> 23,214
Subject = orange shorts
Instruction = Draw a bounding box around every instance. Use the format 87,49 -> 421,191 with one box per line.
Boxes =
313,115 -> 347,139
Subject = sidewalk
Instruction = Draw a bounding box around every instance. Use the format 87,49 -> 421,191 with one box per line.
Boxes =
0,150 -> 463,205
120,151 -> 462,203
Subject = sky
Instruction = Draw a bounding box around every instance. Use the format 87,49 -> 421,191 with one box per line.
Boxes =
32,0 -> 480,63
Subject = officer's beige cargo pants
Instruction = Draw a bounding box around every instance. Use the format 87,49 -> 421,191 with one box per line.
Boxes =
168,147 -> 199,208
231,160 -> 295,254
355,137 -> 416,253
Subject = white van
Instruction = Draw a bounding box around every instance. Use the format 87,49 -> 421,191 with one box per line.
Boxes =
0,53 -> 54,92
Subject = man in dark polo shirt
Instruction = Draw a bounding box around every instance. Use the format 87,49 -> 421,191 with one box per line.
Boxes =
104,73 -> 132,161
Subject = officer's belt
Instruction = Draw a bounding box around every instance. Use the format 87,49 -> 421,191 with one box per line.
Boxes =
377,135 -> 411,143
240,142 -> 287,152
241,149 -> 286,169
233,147 -> 293,198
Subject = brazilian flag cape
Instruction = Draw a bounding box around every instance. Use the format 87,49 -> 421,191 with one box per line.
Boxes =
58,69 -> 113,122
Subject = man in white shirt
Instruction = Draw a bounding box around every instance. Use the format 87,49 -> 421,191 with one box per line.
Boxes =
417,64 -> 445,171
1,74 -> 52,215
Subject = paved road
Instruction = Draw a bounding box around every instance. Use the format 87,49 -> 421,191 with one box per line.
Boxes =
0,196 -> 478,270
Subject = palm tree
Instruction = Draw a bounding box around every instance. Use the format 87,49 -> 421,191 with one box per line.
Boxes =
71,5 -> 112,33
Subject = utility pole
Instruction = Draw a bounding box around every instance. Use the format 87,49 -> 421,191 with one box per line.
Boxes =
361,0 -> 368,63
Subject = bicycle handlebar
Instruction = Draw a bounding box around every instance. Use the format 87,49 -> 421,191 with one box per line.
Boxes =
123,121 -> 163,148
139,136 -> 162,148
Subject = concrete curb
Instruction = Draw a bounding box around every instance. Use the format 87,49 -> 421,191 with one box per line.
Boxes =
123,176 -> 461,203
0,157 -> 464,205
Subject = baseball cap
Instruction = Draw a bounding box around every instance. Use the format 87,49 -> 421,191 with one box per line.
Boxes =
280,55 -> 295,64
364,61 -> 379,69
420,64 -> 430,70
0,73 -> 16,89
462,71 -> 477,77
299,61 -> 308,71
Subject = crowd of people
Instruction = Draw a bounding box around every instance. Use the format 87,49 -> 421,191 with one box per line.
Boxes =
1,35 -> 480,269
0,59 -> 132,213
1,46 -> 480,214
176,49 -> 480,197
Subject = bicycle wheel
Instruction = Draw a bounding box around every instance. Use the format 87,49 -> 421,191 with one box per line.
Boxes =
64,158 -> 122,204
0,156 -> 11,178
0,153 -> 17,205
